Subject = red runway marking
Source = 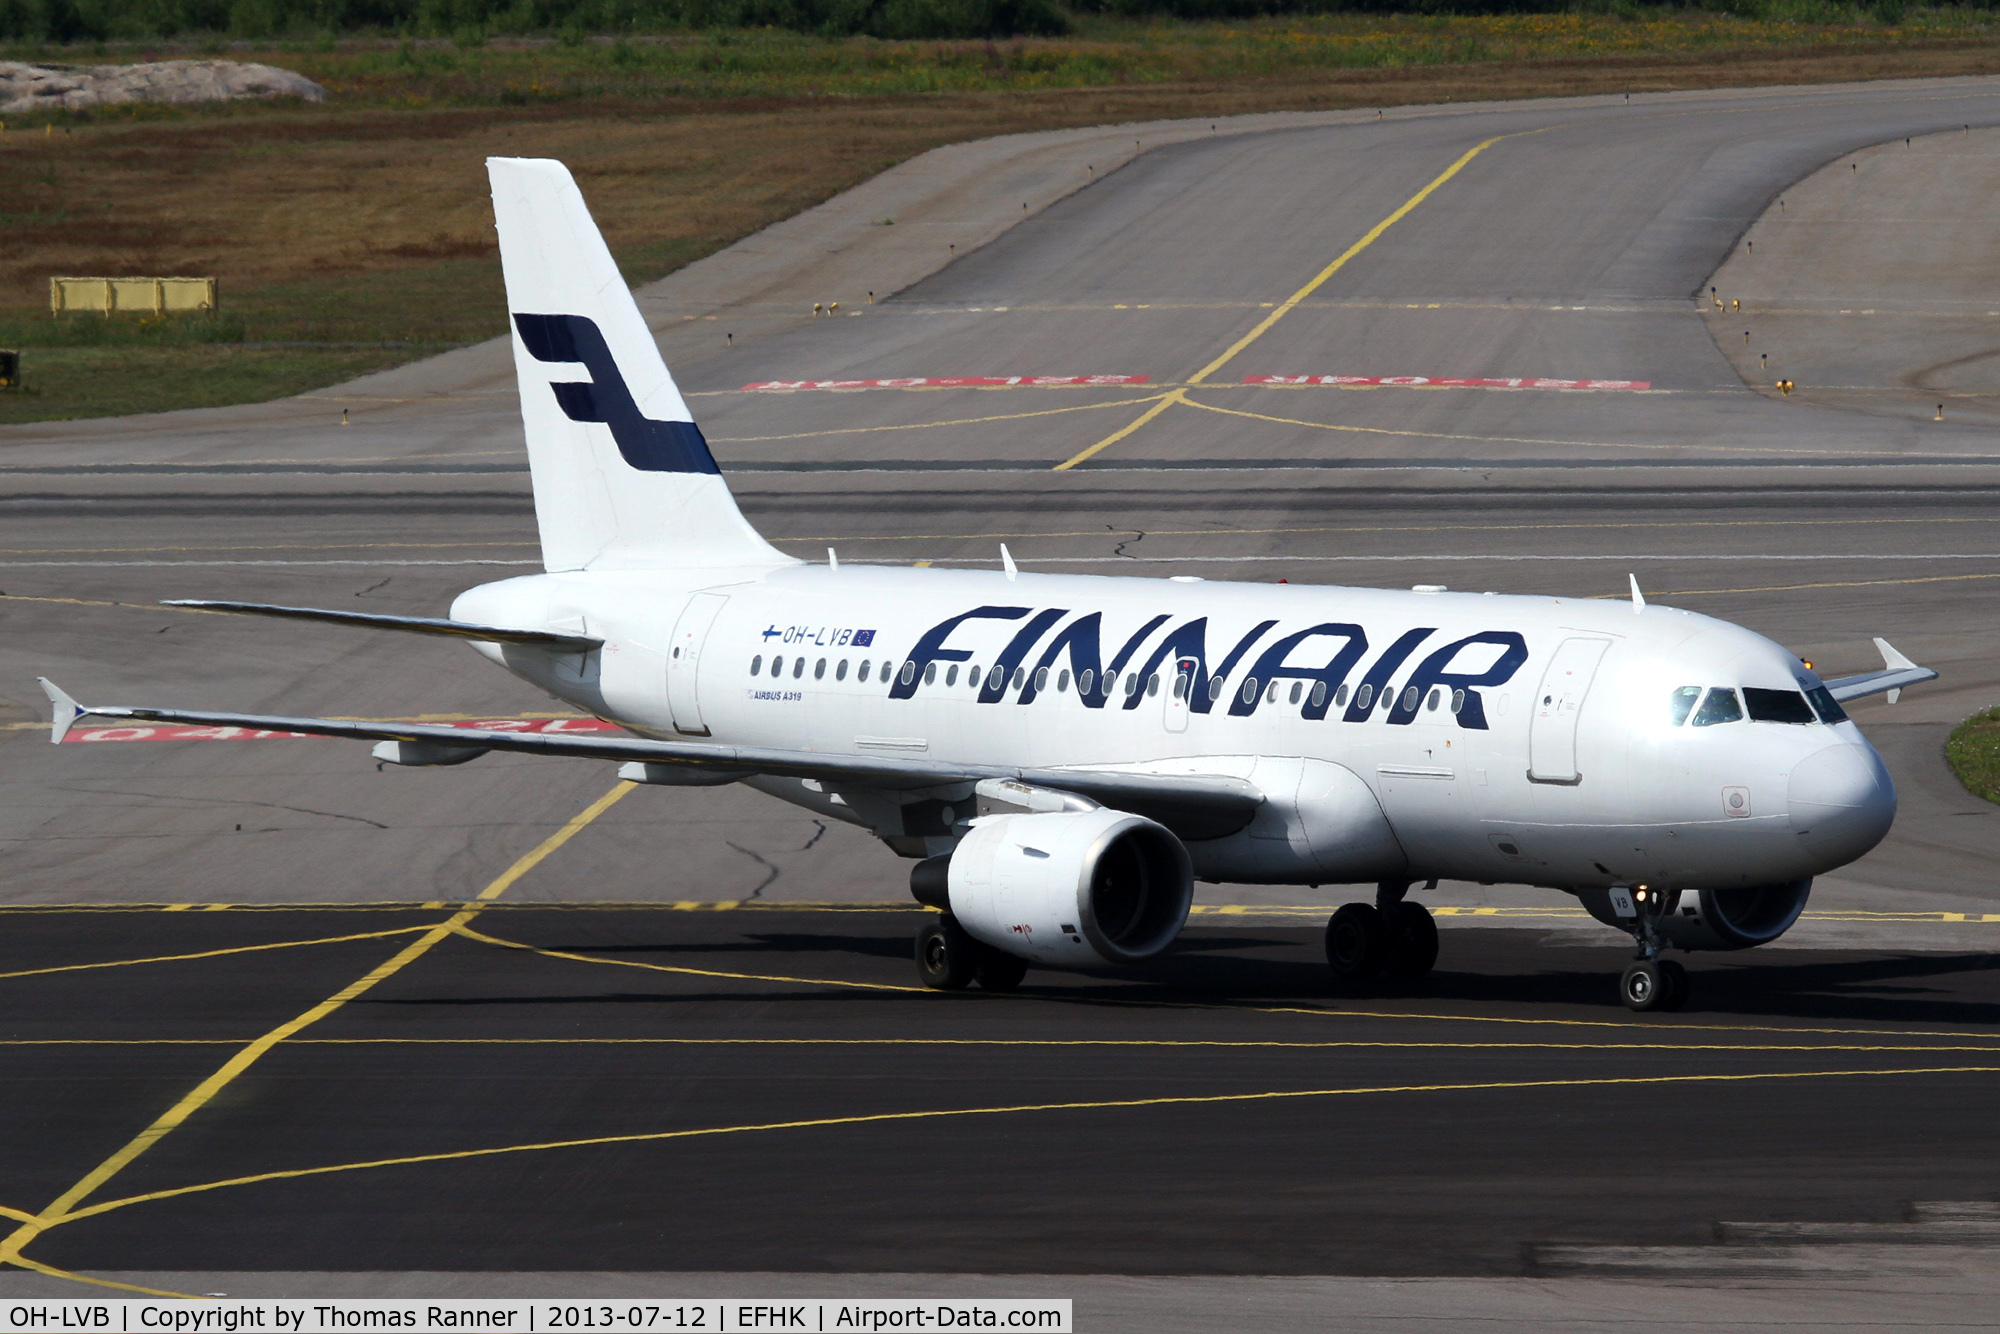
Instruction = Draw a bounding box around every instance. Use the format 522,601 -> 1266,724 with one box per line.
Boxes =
1246,374 -> 1650,390
742,375 -> 1151,391
63,717 -> 627,743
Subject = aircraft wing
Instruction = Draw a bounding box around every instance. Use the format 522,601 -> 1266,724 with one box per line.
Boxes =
162,600 -> 602,652
1823,638 -> 1938,704
36,680 -> 1262,840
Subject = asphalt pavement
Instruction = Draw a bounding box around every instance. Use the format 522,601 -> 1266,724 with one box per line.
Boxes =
4,74 -> 2000,1326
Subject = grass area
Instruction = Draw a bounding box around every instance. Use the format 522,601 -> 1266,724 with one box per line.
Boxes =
3,10 -> 2000,424
1947,706 -> 2000,805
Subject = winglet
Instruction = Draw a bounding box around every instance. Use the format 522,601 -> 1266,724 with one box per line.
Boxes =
1874,637 -> 1917,671
1629,574 -> 1646,614
1001,544 -> 1018,582
38,677 -> 83,745
1874,637 -> 1918,703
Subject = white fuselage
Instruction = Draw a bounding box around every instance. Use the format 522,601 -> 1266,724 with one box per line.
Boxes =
453,562 -> 1896,895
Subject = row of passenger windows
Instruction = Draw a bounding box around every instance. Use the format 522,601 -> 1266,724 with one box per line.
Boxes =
749,653 -> 1469,714
1669,684 -> 1846,727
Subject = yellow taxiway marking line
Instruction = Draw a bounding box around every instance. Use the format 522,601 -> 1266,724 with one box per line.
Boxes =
4,1037 -> 1997,1054
2,901 -> 1988,925
0,926 -> 432,980
1650,570 -> 2000,598
452,922 -> 928,994
711,392 -> 1162,446
0,781 -> 634,1273
766,514 -> 2000,547
3,1253 -> 201,1299
1055,132 -> 1515,471
1174,392 -> 1908,461
0,1206 -> 34,1226
51,1064 -> 2000,1230
0,541 -> 535,557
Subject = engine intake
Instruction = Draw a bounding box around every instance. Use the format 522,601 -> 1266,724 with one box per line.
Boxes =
1582,879 -> 1812,950
915,808 -> 1193,966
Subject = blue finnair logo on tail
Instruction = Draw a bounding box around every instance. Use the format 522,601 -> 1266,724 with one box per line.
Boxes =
513,313 -> 720,475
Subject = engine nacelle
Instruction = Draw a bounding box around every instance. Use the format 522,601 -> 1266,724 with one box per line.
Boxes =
922,809 -> 1193,966
1581,879 -> 1811,950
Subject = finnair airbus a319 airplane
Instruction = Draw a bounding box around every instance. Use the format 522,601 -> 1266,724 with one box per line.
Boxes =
41,158 -> 1937,1012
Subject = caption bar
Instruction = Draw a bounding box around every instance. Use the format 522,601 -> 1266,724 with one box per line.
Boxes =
0,1303 -> 1070,1334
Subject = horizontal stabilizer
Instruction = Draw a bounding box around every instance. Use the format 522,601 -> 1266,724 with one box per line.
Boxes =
43,694 -> 1264,841
37,677 -> 82,745
163,601 -> 601,652
1824,637 -> 1938,704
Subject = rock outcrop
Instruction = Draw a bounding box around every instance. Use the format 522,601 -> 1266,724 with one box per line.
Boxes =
0,59 -> 327,114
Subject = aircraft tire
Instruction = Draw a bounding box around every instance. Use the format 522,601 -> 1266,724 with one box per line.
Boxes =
975,949 -> 1030,993
1381,901 -> 1439,981
917,916 -> 978,990
1657,959 -> 1689,1011
1325,903 -> 1388,985
1619,960 -> 1672,1012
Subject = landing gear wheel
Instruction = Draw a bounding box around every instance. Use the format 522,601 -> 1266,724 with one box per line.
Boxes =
1326,903 -> 1387,985
1619,960 -> 1673,1012
1381,901 -> 1439,981
916,916 -> 977,990
975,949 -> 1029,993
1657,959 -> 1689,1012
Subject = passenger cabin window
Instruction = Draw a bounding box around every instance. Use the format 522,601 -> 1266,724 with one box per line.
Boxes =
1806,685 -> 1848,724
1690,687 -> 1743,727
858,661 -> 872,683
1669,685 -> 1702,726
750,655 -> 762,675
1743,687 -> 1815,724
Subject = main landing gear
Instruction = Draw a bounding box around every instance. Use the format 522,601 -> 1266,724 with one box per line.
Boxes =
1617,888 -> 1689,1013
1325,881 -> 1439,988
916,915 -> 1029,993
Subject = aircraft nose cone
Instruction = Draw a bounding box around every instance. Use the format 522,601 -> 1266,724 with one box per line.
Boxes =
1789,744 -> 1896,867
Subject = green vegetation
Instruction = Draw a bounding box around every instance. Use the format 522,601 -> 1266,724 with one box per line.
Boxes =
1947,706 -> 2000,805
2,0 -> 1995,45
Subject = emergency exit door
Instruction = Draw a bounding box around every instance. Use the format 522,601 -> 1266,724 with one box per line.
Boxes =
667,593 -> 728,736
1527,637 -> 1610,784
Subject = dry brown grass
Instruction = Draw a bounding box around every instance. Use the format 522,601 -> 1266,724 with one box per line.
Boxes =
1,37 -> 1996,420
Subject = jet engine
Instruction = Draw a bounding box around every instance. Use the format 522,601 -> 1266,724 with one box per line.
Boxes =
912,808 -> 1193,966
1581,879 -> 1812,950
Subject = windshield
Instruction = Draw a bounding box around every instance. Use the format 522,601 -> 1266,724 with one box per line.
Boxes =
1691,687 -> 1744,727
1805,685 -> 1848,724
1669,685 -> 1703,726
1743,687 -> 1816,724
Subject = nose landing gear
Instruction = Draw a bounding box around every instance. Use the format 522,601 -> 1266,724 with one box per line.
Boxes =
1620,957 -> 1688,1012
1618,889 -> 1689,1013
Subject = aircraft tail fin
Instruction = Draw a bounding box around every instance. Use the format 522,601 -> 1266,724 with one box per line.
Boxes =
487,157 -> 790,572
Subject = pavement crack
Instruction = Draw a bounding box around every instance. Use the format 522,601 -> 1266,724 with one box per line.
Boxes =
800,819 -> 828,852
48,784 -> 391,830
1110,525 -> 1147,559
725,842 -> 782,901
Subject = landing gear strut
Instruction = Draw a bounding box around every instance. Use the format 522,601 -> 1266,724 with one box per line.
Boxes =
1617,889 -> 1689,1013
915,914 -> 1029,992
1325,881 -> 1438,987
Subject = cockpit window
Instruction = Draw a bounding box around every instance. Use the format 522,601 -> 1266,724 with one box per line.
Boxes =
1743,687 -> 1815,724
1805,685 -> 1848,725
1669,686 -> 1703,726
1690,687 -> 1743,727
